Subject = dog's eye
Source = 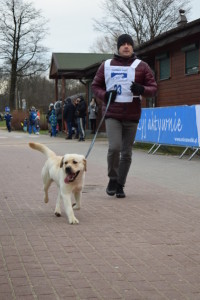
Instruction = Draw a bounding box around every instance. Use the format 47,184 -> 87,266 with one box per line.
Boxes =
73,160 -> 78,164
64,161 -> 68,165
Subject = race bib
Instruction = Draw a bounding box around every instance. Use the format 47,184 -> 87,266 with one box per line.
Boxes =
104,59 -> 141,102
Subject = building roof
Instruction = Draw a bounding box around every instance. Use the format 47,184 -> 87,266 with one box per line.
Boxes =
49,18 -> 200,80
136,18 -> 200,56
49,53 -> 113,80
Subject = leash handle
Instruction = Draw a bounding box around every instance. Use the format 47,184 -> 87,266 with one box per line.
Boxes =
85,92 -> 113,159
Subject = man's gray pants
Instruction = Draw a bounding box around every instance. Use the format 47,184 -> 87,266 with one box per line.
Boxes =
105,118 -> 138,186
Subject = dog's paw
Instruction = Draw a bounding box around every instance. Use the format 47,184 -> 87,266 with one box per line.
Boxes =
55,212 -> 61,217
69,216 -> 79,224
44,197 -> 49,203
72,203 -> 81,210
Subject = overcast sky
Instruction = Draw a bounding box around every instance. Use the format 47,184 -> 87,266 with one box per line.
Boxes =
32,0 -> 200,55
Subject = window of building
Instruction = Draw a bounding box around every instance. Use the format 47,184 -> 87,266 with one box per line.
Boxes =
146,97 -> 156,108
182,43 -> 199,75
186,47 -> 198,75
156,53 -> 170,80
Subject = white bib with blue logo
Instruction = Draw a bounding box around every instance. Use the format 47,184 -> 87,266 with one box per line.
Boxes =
104,58 -> 141,103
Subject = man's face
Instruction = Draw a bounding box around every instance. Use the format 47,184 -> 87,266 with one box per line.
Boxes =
118,43 -> 133,58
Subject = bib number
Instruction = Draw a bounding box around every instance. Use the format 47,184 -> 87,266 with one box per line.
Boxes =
114,84 -> 122,95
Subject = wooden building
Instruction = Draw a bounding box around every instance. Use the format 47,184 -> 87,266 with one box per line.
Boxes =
136,17 -> 200,108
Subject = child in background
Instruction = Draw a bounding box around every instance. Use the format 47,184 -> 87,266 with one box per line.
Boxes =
4,108 -> 12,132
35,110 -> 40,135
21,118 -> 28,132
49,108 -> 57,137
28,107 -> 37,134
46,103 -> 54,136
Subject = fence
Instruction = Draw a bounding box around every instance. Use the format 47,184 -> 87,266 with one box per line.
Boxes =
135,105 -> 200,160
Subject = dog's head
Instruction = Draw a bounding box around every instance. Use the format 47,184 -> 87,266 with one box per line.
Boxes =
60,154 -> 86,184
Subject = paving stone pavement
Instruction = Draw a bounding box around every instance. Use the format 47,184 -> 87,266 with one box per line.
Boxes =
0,129 -> 200,300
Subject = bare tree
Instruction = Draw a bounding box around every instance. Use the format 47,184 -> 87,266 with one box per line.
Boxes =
0,0 -> 49,110
90,35 -> 117,53
2,76 -> 85,112
93,0 -> 191,48
17,76 -> 55,111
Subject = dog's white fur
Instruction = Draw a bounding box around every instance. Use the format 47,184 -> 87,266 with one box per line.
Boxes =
29,142 -> 86,224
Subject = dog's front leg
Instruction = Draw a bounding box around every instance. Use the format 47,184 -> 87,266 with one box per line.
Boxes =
72,191 -> 81,210
43,177 -> 53,204
62,192 -> 79,224
55,191 -> 62,217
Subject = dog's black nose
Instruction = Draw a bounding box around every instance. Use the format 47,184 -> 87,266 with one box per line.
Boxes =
65,166 -> 72,174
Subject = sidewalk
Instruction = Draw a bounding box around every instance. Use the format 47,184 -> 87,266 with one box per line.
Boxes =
0,129 -> 200,299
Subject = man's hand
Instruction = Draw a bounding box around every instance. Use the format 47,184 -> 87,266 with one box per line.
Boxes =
105,90 -> 117,103
130,82 -> 144,95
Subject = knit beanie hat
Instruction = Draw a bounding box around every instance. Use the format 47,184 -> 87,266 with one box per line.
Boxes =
117,34 -> 134,50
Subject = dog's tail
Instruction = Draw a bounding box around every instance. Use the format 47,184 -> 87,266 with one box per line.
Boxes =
29,142 -> 56,158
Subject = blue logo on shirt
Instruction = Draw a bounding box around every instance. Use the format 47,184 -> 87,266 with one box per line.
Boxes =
111,72 -> 127,79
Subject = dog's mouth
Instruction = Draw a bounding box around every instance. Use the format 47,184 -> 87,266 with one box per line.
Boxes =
64,170 -> 80,184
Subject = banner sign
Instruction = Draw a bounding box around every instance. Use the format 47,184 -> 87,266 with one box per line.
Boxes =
136,105 -> 200,147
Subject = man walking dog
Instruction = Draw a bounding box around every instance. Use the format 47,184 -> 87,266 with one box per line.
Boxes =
92,34 -> 157,198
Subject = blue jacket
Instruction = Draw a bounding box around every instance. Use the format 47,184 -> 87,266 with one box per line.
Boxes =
29,111 -> 37,125
49,109 -> 57,127
4,113 -> 12,123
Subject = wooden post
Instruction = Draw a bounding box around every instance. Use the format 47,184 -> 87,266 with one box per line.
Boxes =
61,76 -> 66,131
55,78 -> 58,102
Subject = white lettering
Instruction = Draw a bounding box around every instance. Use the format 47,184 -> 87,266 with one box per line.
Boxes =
139,111 -> 184,142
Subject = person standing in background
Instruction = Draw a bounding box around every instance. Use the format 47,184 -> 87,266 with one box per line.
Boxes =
88,97 -> 98,134
46,103 -> 54,136
63,97 -> 75,140
54,99 -> 62,133
75,95 -> 87,142
73,98 -> 80,139
28,106 -> 37,134
4,107 -> 12,132
49,107 -> 57,137
35,110 -> 40,135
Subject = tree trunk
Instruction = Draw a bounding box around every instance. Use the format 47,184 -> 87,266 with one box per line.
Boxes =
9,66 -> 17,110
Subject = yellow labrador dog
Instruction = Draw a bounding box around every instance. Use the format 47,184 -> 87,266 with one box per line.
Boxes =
29,142 -> 86,224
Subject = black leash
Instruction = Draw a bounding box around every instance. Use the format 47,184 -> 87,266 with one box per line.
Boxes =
85,93 -> 112,159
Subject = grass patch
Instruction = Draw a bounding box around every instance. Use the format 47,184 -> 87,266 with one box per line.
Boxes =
0,120 -> 6,128
134,142 -> 200,158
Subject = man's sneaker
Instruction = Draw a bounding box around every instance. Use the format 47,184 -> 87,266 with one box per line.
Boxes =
106,179 -> 117,196
116,183 -> 126,198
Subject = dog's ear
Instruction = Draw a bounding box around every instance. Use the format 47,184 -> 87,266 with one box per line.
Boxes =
83,159 -> 87,172
60,157 -> 64,168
